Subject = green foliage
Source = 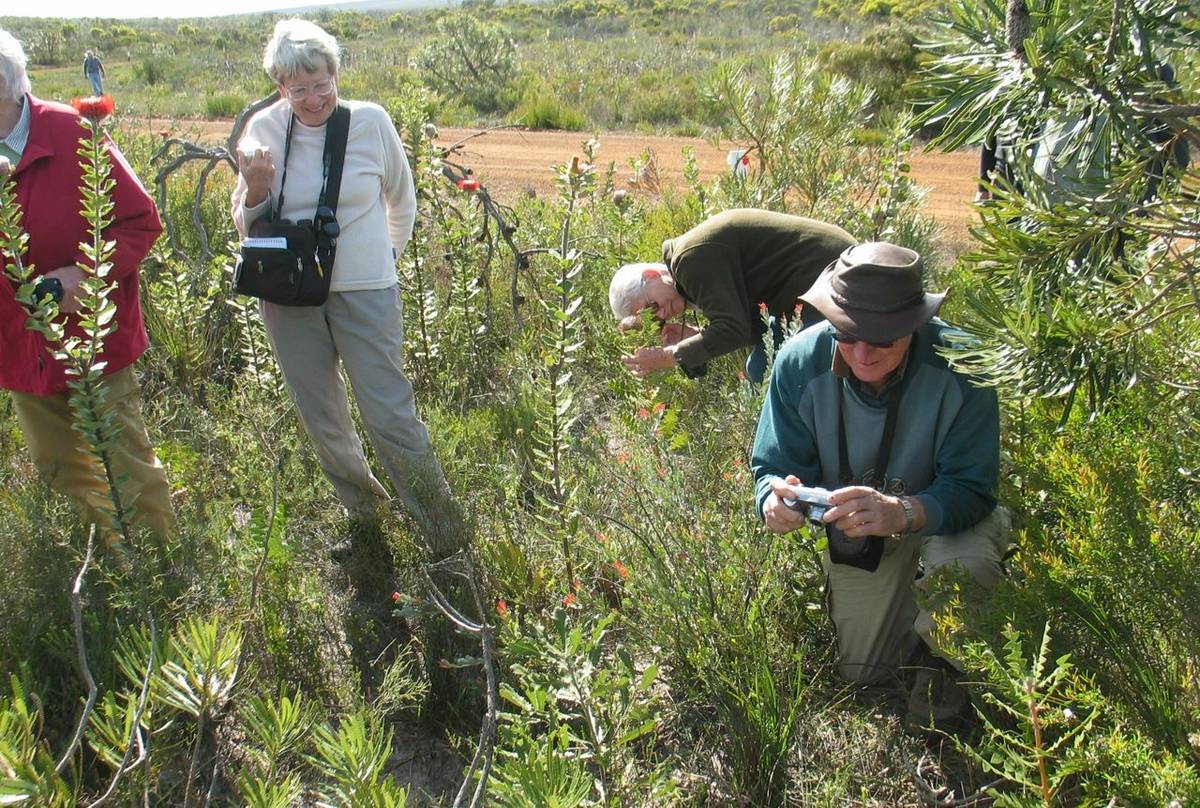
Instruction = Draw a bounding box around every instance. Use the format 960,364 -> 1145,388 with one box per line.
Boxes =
0,677 -> 73,806
515,90 -> 587,131
958,624 -> 1100,805
493,607 -> 673,805
203,92 -> 246,118
817,26 -> 921,111
412,12 -> 521,114
915,0 -> 1200,413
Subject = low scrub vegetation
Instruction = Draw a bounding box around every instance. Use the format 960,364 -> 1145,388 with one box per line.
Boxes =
1,0 -> 1198,804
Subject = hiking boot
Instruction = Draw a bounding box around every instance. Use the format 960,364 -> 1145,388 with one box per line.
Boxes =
904,652 -> 974,738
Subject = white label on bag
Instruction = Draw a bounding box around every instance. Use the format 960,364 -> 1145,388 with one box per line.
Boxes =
242,237 -> 289,249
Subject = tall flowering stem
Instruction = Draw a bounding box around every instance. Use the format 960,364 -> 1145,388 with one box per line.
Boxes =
63,96 -> 134,543
531,143 -> 594,586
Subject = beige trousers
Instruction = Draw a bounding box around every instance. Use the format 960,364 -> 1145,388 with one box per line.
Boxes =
260,286 -> 465,557
824,505 -> 1011,684
10,365 -> 175,540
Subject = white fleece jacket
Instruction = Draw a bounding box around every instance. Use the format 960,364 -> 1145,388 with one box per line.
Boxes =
231,98 -> 415,292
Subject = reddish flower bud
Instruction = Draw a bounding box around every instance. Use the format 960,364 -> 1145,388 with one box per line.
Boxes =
71,94 -> 115,123
653,401 -> 666,414
496,599 -> 509,618
562,592 -> 577,608
391,591 -> 402,603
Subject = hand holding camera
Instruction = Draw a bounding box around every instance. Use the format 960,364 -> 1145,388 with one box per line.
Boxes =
779,482 -> 833,525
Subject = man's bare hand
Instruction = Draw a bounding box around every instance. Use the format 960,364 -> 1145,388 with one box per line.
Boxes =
621,346 -> 676,378
823,485 -> 910,538
762,475 -> 809,533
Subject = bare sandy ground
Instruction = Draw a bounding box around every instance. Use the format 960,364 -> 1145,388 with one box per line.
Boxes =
129,117 -> 979,244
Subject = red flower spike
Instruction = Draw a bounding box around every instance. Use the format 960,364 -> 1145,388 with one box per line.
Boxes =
562,592 -> 577,608
596,531 -> 609,544
653,401 -> 666,415
457,178 -> 481,192
613,560 -> 629,580
496,599 -> 509,618
637,407 -> 650,419
71,95 -> 115,123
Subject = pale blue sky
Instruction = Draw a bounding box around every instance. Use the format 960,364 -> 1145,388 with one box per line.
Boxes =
4,0 -> 366,18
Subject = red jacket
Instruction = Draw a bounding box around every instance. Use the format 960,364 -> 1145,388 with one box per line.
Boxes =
1,95 -> 161,396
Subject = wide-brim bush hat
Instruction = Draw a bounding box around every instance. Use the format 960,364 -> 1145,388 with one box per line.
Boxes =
801,241 -> 946,344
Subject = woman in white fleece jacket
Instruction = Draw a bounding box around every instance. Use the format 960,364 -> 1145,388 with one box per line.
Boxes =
232,18 -> 465,559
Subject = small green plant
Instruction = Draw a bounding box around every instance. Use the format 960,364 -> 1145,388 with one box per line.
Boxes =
515,92 -> 587,131
494,606 -> 671,806
204,93 -> 246,118
957,623 -> 1100,806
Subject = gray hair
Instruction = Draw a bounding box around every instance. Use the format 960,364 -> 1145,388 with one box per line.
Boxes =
262,19 -> 340,84
0,27 -> 31,105
609,262 -> 666,320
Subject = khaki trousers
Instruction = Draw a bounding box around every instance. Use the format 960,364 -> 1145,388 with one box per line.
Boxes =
824,506 -> 1011,684
10,365 -> 175,540
260,285 -> 465,557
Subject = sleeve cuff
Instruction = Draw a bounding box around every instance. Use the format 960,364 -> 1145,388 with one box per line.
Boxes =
914,493 -> 942,536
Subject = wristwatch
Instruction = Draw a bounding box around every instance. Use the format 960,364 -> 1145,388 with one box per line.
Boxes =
897,496 -> 916,535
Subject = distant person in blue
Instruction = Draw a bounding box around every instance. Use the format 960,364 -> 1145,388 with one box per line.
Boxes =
83,49 -> 104,95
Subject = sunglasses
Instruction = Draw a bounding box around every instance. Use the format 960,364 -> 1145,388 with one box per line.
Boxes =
832,332 -> 897,349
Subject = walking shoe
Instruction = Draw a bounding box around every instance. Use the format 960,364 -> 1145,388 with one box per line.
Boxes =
904,652 -> 974,738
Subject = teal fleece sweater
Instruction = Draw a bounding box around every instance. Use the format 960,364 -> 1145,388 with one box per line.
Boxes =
751,321 -> 999,536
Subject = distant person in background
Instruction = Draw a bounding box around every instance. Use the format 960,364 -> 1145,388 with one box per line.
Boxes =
231,19 -> 467,560
0,27 -> 174,543
608,209 -> 856,383
82,49 -> 104,95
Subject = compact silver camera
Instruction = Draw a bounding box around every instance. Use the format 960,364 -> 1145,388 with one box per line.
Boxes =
780,483 -> 833,524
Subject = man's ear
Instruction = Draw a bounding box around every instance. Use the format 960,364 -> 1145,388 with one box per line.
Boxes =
641,266 -> 662,282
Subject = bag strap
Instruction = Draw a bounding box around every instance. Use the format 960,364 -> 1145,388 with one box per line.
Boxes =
319,103 -> 350,215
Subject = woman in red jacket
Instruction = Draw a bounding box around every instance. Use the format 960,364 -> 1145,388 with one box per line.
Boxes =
0,27 -> 173,544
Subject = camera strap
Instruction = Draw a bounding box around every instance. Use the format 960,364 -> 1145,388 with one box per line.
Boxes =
836,368 -> 905,488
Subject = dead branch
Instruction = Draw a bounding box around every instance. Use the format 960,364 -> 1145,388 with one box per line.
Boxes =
54,525 -> 98,775
421,552 -> 498,808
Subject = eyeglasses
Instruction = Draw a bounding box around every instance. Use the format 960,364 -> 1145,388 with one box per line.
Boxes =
281,79 -> 335,101
832,332 -> 897,349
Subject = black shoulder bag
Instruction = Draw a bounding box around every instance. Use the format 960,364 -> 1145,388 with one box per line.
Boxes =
234,103 -> 350,306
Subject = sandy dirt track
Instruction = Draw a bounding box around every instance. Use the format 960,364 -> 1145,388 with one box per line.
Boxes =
134,117 -> 980,243
433,126 -> 980,243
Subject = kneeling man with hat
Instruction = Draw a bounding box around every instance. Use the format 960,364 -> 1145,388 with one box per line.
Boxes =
751,241 -> 1010,734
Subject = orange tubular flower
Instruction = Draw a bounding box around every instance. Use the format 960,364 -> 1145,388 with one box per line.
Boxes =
71,95 -> 116,123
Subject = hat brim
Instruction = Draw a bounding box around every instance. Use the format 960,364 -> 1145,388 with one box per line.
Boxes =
802,261 -> 946,344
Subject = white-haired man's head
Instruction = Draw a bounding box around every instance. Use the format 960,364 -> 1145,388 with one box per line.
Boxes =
0,27 -> 32,106
608,262 -> 686,330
